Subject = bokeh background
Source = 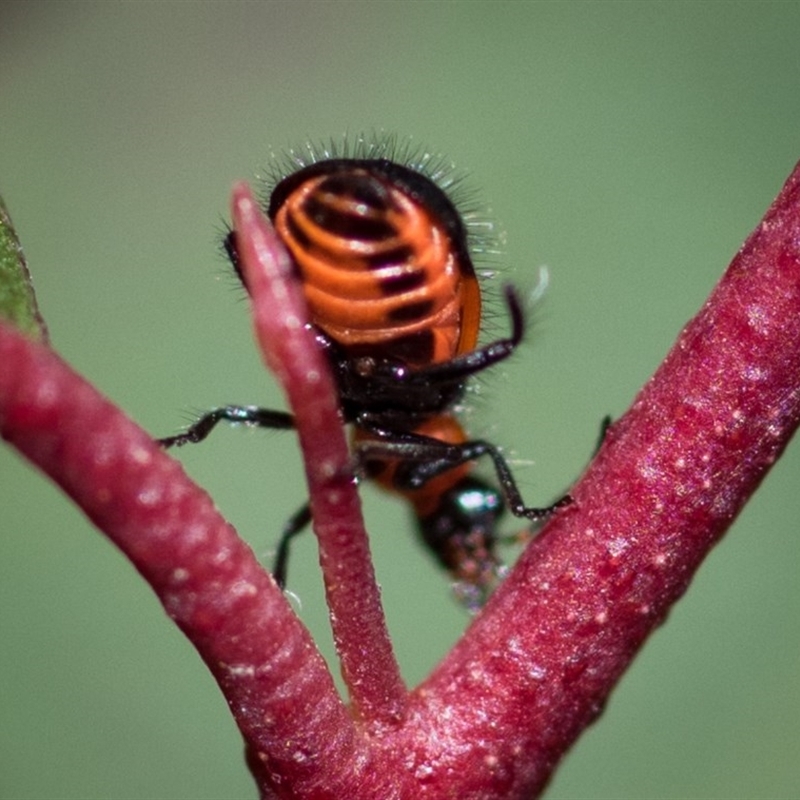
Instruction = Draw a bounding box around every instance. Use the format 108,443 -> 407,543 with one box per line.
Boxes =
2,3 -> 799,798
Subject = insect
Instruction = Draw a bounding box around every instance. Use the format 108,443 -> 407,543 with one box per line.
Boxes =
160,143 -> 570,606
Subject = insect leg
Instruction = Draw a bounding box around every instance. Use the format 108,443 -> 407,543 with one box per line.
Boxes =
396,285 -> 524,387
356,430 -> 571,521
272,502 -> 312,589
158,406 -> 295,448
159,406 -> 311,587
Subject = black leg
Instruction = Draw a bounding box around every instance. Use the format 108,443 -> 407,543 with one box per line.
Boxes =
158,406 -> 295,448
272,503 -> 312,589
368,286 -> 525,390
159,403 -> 309,587
355,430 -> 572,521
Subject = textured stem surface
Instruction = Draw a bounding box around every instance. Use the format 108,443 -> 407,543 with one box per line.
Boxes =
400,160 -> 800,797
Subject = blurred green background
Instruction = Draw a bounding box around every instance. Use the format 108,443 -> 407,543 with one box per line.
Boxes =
2,2 -> 799,798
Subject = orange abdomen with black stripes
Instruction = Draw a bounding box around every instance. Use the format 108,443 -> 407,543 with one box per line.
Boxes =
268,160 -> 481,368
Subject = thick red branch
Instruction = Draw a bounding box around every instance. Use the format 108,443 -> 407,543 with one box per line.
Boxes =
0,325 -> 396,798
397,160 -> 800,797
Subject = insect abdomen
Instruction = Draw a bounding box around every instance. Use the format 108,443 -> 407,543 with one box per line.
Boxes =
271,163 -> 481,367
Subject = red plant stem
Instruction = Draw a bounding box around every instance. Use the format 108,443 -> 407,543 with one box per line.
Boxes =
0,325 -> 399,798
394,160 -> 800,797
3,158 -> 799,798
230,185 -> 407,727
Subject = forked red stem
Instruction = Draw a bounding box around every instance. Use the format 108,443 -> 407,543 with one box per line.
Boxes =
2,161 -> 799,798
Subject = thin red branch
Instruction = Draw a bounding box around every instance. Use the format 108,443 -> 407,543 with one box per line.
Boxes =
230,185 -> 407,727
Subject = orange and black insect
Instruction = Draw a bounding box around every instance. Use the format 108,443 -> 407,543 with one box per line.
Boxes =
160,150 -> 569,606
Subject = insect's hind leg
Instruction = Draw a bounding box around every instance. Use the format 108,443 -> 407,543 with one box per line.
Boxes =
356,431 -> 572,521
459,439 -> 572,520
158,406 -> 295,448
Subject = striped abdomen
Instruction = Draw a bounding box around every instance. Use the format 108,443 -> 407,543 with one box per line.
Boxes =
269,160 -> 481,367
